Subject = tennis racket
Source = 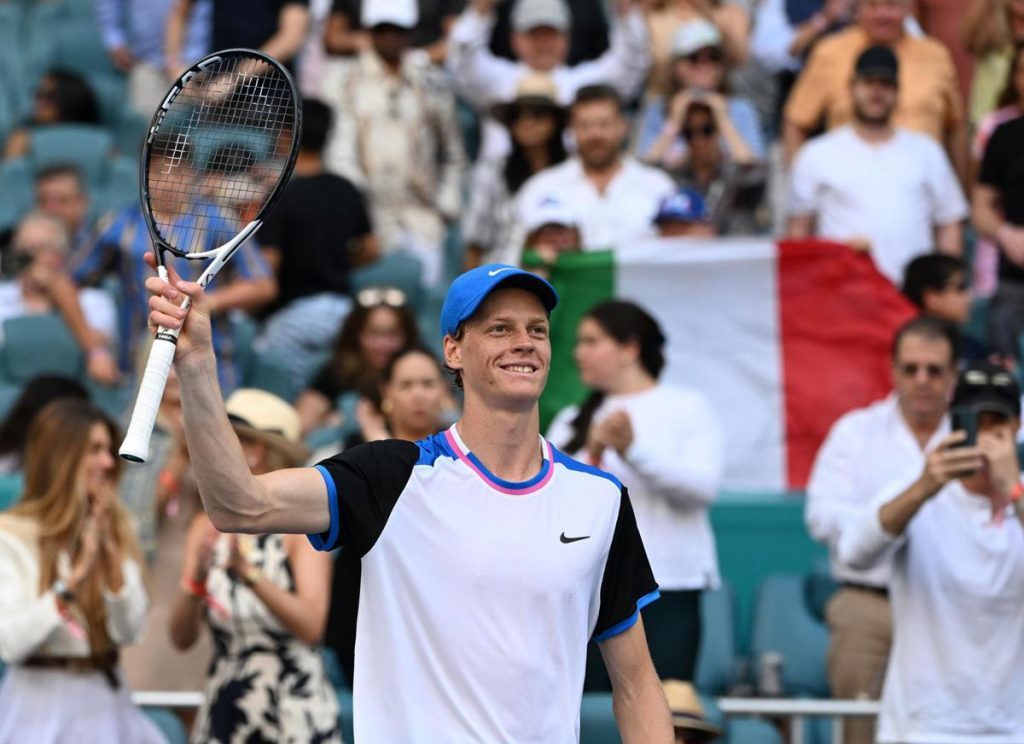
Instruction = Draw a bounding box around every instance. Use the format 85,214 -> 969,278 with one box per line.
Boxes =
119,49 -> 301,463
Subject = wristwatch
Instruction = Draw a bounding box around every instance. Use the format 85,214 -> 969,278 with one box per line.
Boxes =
52,579 -> 76,603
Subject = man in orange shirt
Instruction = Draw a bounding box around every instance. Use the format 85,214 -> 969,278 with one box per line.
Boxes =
783,0 -> 966,182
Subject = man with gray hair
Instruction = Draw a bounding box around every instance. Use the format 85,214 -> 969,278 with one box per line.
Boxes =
0,212 -> 116,356
448,0 -> 649,158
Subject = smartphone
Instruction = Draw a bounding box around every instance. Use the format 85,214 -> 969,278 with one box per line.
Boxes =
950,408 -> 979,448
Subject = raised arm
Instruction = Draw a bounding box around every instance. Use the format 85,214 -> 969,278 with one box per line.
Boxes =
262,2 -> 311,64
446,0 -> 519,110
145,255 -> 329,536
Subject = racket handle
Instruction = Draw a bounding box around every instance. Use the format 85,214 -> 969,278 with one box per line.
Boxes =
119,335 -> 178,463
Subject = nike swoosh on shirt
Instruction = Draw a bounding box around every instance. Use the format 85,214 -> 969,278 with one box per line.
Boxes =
560,533 -> 590,544
488,268 -> 516,277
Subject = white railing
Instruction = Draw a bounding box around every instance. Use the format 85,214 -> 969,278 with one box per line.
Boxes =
131,693 -> 880,744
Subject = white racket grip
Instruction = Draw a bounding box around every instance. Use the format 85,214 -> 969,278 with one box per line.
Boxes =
119,335 -> 178,462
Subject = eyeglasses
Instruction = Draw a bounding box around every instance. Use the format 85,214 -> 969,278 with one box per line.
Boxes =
683,48 -> 724,65
897,362 -> 948,378
682,124 -> 717,141
356,286 -> 408,308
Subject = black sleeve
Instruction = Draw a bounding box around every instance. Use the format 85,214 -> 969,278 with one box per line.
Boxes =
258,195 -> 286,250
307,439 -> 420,554
592,487 -> 660,643
349,182 -> 372,237
979,123 -> 1009,188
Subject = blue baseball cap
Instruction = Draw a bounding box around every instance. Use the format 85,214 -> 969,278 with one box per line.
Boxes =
654,187 -> 710,224
439,264 -> 559,338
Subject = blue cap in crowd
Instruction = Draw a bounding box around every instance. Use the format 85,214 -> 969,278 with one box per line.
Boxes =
654,187 -> 710,224
439,264 -> 559,338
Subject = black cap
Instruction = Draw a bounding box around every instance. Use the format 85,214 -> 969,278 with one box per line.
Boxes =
951,361 -> 1021,419
855,45 -> 899,84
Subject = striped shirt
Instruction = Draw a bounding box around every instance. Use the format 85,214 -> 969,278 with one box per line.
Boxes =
70,204 -> 269,391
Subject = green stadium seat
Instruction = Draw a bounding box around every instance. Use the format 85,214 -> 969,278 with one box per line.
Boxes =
143,708 -> 187,744
726,718 -> 784,744
86,381 -> 136,421
29,124 -> 114,186
0,315 -> 85,385
24,3 -> 63,87
580,693 -> 619,744
52,19 -> 121,80
695,582 -> 739,694
113,107 -> 148,158
96,155 -> 141,215
749,575 -> 830,698
307,424 -> 344,452
246,351 -> 297,402
337,688 -> 354,742
63,0 -> 101,22
0,474 -> 23,512
0,157 -> 34,233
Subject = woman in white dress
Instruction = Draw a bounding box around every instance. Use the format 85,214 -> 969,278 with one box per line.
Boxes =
0,397 -> 160,742
547,300 -> 725,687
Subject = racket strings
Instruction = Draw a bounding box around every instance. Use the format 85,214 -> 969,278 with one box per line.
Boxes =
147,54 -> 297,256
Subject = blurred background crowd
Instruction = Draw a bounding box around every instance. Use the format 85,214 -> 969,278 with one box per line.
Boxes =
2,0 -> 1024,741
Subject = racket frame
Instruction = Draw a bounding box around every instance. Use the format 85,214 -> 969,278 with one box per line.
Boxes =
119,48 -> 301,463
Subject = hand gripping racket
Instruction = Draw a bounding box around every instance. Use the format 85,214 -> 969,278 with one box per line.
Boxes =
119,49 -> 301,462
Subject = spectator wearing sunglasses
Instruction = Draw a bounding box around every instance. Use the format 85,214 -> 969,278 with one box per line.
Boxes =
901,254 -> 989,363
638,19 -> 764,169
462,75 -> 568,269
254,99 -> 379,390
805,316 -> 960,744
296,288 -> 420,436
669,99 -> 769,236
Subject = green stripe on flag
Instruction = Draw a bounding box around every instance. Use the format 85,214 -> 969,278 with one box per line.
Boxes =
533,250 -> 616,433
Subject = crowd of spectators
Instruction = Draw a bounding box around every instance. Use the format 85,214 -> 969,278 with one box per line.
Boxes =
2,0 -> 1024,741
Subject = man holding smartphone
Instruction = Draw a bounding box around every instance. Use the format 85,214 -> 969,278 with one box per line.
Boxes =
838,361 -> 1024,743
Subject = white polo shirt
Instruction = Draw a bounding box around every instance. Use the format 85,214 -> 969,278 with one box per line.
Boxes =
789,126 -> 968,283
517,157 -> 675,251
838,480 -> 1024,742
308,425 -> 659,742
805,394 -> 949,587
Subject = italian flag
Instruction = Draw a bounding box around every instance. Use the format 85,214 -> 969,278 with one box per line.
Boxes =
539,239 -> 917,491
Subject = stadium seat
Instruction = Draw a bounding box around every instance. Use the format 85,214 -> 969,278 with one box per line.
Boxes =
0,315 -> 85,385
0,474 -> 23,512
805,559 -> 839,623
695,582 -> 738,694
52,19 -> 121,80
29,125 -> 114,186
580,693 -> 619,744
143,708 -> 187,744
307,424 -> 344,452
349,251 -> 426,314
749,574 -> 830,698
245,351 -> 297,402
0,157 -> 34,233
337,689 -> 354,742
24,2 -> 63,90
86,381 -> 136,421
96,155 -> 141,215
726,718 -> 784,744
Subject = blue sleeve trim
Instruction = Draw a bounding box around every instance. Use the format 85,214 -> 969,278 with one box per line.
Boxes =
306,464 -> 340,552
593,589 -> 661,643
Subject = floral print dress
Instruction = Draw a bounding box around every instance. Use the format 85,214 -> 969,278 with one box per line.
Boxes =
191,534 -> 341,744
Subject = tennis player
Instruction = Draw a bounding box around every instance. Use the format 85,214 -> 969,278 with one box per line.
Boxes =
146,258 -> 673,742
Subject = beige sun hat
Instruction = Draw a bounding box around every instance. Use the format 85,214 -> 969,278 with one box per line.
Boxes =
492,73 -> 566,128
225,388 -> 310,468
662,680 -> 723,741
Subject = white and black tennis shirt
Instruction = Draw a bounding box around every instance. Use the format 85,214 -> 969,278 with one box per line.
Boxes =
308,424 -> 659,742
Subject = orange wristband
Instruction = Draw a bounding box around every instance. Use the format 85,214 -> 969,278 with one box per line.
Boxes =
1010,482 -> 1024,504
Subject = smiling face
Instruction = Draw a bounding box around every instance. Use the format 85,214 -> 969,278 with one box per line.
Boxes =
444,287 -> 551,412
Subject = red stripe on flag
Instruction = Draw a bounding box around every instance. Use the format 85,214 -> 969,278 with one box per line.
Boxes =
777,240 -> 918,488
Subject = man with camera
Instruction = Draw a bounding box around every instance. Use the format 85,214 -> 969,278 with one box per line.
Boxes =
805,315 -> 959,744
838,360 -> 1024,742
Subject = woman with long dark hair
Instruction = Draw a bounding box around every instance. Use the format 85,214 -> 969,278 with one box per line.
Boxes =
0,375 -> 89,475
462,75 -> 568,268
0,399 -> 157,741
295,287 -> 420,435
547,301 -> 725,684
4,70 -> 102,158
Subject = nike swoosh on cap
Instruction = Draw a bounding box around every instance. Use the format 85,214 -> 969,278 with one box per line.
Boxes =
488,267 -> 516,277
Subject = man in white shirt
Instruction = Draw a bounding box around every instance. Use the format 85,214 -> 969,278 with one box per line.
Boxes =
447,0 -> 649,158
805,315 -> 959,744
787,45 -> 967,284
517,85 -> 675,251
838,361 -> 1024,743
